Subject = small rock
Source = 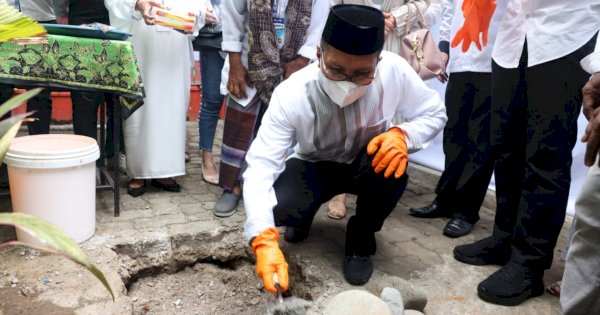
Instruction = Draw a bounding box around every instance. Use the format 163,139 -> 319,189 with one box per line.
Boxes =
11,278 -> 19,284
380,287 -> 404,315
20,287 -> 34,296
42,278 -> 52,286
146,282 -> 154,287
174,299 -> 182,307
250,297 -> 261,305
404,310 -> 424,315
256,282 -> 264,290
11,284 -> 16,288
53,271 -> 60,276
77,273 -> 82,278
132,297 -> 138,302
20,251 -> 25,256
367,276 -> 427,312
323,290 -> 391,315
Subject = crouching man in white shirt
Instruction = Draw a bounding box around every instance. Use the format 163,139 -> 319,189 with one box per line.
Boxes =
242,4 -> 446,295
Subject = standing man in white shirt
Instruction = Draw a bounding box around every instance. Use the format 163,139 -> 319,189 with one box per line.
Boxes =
451,0 -> 600,306
560,46 -> 600,315
243,4 -> 446,292
212,0 -> 329,217
410,0 -> 507,238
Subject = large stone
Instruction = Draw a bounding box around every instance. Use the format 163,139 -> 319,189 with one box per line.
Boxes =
323,290 -> 391,315
380,287 -> 404,315
404,310 -> 424,315
367,275 -> 427,312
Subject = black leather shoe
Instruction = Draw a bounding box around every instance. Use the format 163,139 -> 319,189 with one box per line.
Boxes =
284,226 -> 310,243
409,200 -> 451,218
343,252 -> 373,285
151,178 -> 181,192
443,218 -> 474,238
477,261 -> 544,306
453,236 -> 510,266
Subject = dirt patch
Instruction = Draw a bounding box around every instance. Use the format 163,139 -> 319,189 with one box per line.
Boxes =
129,261 -> 280,315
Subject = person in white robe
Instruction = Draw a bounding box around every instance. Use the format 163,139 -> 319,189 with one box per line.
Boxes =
104,0 -> 205,196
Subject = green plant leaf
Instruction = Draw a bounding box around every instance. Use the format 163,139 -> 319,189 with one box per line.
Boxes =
0,213 -> 115,300
0,112 -> 31,136
0,118 -> 22,163
0,88 -> 41,118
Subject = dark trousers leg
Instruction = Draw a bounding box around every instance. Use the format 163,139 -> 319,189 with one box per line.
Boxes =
435,73 -> 494,223
272,149 -> 408,256
105,94 -> 125,157
26,88 -> 52,135
72,90 -> 103,139
346,151 -> 408,256
511,35 -> 597,269
490,48 -> 529,245
435,73 -> 474,204
450,73 -> 495,223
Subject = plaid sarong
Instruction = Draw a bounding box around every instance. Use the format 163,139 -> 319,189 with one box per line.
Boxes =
218,94 -> 266,191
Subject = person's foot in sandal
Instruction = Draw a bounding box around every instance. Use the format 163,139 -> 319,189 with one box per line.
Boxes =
127,179 -> 147,197
201,150 -> 219,185
546,280 -> 561,297
328,194 -> 347,220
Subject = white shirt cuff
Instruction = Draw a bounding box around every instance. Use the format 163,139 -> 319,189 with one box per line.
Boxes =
581,51 -> 600,74
221,41 -> 243,53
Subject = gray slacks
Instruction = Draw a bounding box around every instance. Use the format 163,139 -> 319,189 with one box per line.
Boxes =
561,154 -> 600,315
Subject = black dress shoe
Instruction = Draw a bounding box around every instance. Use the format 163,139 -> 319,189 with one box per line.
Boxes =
409,200 -> 451,218
453,236 -> 510,266
477,261 -> 544,306
443,218 -> 474,238
151,179 -> 181,192
343,252 -> 373,285
284,226 -> 310,243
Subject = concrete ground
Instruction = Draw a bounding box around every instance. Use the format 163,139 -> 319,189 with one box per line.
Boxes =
0,122 -> 568,315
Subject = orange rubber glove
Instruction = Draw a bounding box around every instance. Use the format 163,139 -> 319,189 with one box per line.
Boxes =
451,0 -> 496,52
366,127 -> 408,179
251,227 -> 289,294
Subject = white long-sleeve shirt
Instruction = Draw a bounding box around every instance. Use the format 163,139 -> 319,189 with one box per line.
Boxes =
219,0 -> 328,95
493,0 -> 600,69
242,51 -> 447,240
439,0 -> 507,73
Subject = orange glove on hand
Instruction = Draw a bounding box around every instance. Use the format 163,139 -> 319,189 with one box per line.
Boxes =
451,0 -> 496,52
251,227 -> 289,294
366,127 -> 408,179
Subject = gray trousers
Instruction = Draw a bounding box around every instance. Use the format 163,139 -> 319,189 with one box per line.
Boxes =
561,154 -> 600,315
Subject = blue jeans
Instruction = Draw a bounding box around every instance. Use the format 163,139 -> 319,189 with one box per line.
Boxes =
198,49 -> 225,152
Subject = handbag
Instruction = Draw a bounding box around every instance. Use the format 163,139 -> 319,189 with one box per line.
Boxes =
192,23 -> 222,51
398,2 -> 447,81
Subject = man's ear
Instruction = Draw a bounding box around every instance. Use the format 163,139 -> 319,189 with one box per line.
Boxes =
316,45 -> 321,67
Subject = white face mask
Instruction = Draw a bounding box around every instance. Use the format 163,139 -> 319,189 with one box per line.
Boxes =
318,71 -> 370,108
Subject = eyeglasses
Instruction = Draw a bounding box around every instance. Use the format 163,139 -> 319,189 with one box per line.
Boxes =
320,55 -> 379,86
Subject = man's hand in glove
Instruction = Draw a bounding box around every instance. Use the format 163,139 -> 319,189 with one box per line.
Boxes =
251,227 -> 289,294
367,127 -> 408,179
451,0 -> 496,52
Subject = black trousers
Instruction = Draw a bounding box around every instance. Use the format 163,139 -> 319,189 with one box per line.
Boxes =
0,84 -> 53,134
491,35 -> 597,269
434,72 -> 494,223
272,148 -> 408,256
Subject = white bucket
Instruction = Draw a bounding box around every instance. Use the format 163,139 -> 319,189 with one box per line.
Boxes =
4,134 -> 100,244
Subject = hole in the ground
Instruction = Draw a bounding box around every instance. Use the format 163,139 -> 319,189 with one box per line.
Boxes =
125,258 -> 325,315
113,233 -> 330,315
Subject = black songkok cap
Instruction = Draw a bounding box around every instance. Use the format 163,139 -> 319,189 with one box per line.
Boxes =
322,4 -> 385,55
